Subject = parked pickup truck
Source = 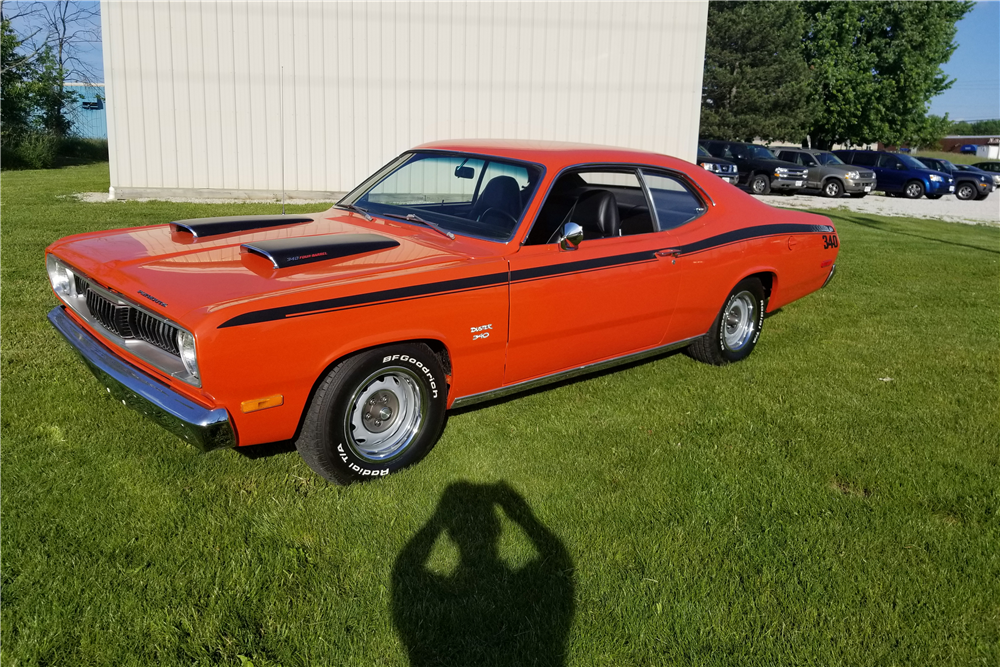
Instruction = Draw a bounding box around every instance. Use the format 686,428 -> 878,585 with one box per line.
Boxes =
700,140 -> 808,195
773,147 -> 876,198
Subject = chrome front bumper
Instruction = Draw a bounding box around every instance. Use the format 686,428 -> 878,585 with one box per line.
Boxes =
48,306 -> 235,452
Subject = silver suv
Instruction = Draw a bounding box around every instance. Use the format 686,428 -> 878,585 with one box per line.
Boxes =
774,148 -> 877,198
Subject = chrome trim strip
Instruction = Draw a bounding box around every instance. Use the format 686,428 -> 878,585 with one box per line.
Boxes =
451,335 -> 700,409
172,222 -> 199,238
48,306 -> 235,452
241,244 -> 280,269
822,263 -> 837,288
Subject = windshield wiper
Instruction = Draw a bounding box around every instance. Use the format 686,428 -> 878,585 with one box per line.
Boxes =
392,213 -> 455,240
336,203 -> 373,221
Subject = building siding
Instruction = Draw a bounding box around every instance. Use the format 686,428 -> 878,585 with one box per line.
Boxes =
101,0 -> 708,200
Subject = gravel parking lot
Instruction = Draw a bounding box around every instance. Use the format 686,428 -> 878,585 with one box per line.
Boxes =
754,189 -> 999,226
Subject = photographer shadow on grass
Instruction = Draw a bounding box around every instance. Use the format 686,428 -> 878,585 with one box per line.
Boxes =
392,481 -> 575,667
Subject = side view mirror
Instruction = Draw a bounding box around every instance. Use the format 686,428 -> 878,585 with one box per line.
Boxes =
556,222 -> 584,251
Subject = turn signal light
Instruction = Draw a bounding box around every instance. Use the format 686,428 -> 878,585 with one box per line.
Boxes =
241,394 -> 284,413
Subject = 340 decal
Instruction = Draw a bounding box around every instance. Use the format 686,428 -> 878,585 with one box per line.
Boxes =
822,234 -> 839,249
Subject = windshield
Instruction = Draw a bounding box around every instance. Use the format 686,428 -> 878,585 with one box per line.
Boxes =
750,145 -> 776,160
816,152 -> 845,165
698,146 -> 712,157
340,152 -> 543,242
898,153 -> 930,170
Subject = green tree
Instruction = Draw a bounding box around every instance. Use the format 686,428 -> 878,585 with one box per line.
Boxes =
911,113 -> 952,149
700,0 -> 817,144
1,17 -> 35,143
950,119 -> 1000,136
803,1 -> 974,149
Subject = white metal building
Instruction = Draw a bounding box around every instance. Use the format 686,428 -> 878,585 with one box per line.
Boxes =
101,0 -> 709,200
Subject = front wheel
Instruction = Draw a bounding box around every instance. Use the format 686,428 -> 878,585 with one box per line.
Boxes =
686,278 -> 766,366
749,174 -> 771,195
904,181 -> 925,199
296,343 -> 447,484
955,183 -> 977,200
822,179 -> 844,198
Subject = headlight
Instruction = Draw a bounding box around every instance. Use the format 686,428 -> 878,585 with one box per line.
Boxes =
702,162 -> 717,172
774,168 -> 789,177
46,254 -> 76,299
929,174 -> 942,182
846,171 -> 860,180
176,329 -> 200,381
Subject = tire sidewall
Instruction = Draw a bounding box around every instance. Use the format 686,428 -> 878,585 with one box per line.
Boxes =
956,183 -> 975,200
309,345 -> 446,481
751,175 -> 769,194
716,280 -> 766,363
823,179 -> 843,198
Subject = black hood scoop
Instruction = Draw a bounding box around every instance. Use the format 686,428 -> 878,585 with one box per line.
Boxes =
171,215 -> 313,239
241,233 -> 400,269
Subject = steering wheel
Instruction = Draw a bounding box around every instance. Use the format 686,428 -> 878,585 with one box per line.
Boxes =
476,207 -> 518,228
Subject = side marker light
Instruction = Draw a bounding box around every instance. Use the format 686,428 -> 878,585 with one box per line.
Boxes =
241,394 -> 284,413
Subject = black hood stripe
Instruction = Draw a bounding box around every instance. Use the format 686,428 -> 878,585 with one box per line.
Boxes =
217,223 -> 832,328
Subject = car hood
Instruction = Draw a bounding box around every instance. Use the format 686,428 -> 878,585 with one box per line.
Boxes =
49,209 -> 498,323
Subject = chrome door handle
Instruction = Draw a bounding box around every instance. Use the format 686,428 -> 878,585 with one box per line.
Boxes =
656,248 -> 681,258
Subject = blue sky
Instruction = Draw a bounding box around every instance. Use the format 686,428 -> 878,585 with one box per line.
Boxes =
928,0 -> 1000,121
20,1 -> 1000,121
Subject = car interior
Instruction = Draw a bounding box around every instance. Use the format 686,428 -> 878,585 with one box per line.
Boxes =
524,169 -> 704,245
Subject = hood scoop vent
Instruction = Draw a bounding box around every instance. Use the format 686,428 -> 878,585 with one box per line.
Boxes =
171,215 -> 313,239
241,233 -> 400,269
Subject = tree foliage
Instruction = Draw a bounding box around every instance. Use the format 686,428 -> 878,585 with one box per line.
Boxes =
949,119 -> 1000,136
802,1 -> 974,149
2,15 -> 79,167
700,1 -> 817,144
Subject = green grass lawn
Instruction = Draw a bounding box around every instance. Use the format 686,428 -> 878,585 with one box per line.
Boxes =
2,163 -> 998,666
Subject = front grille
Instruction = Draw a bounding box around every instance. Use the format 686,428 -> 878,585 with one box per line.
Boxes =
79,280 -> 180,355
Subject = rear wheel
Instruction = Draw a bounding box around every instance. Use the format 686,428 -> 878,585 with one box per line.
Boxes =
749,174 -> 771,195
686,278 -> 766,366
296,343 -> 447,484
955,182 -> 977,200
822,179 -> 844,198
904,181 -> 925,199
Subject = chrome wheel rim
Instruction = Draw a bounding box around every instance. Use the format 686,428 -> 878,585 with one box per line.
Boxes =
958,184 -> 974,199
906,183 -> 922,198
723,291 -> 756,351
825,182 -> 840,197
346,367 -> 426,461
752,178 -> 766,194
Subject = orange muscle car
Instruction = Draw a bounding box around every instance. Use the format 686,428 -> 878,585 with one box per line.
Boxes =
46,140 -> 839,483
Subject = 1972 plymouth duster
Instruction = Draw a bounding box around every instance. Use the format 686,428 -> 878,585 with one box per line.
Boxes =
46,140 -> 839,483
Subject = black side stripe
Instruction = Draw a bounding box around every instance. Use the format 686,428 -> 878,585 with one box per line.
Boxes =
511,250 -> 657,282
676,223 -> 834,255
217,224 -> 833,328
218,272 -> 508,328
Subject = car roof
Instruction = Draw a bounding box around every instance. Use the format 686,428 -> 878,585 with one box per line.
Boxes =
414,139 -> 692,172
774,147 -> 836,156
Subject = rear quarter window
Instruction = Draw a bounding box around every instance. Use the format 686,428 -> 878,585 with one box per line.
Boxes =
640,171 -> 705,231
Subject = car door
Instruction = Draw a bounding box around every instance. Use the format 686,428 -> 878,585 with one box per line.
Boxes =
875,154 -> 905,192
505,168 -> 680,385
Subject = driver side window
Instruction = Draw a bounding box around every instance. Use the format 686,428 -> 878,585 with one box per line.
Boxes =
525,169 -> 651,245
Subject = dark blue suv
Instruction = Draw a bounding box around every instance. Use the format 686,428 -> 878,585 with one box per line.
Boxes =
834,150 -> 954,199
